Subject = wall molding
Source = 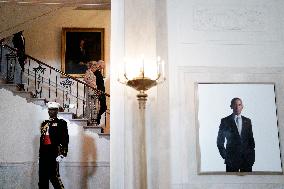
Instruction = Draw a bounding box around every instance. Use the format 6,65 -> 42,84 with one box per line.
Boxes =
0,161 -> 110,167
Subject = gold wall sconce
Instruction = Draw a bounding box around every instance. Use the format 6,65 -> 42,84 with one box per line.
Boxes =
118,56 -> 166,109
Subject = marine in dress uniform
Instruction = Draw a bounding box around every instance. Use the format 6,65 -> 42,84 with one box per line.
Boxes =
39,102 -> 69,189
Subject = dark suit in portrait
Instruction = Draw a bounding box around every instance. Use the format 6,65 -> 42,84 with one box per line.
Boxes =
66,39 -> 89,74
217,114 -> 255,172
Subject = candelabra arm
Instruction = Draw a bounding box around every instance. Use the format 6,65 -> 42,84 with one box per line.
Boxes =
124,73 -> 129,81
157,77 -> 166,84
117,78 -> 128,85
154,73 -> 161,81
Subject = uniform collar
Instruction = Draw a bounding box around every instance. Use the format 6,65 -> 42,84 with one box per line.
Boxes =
49,117 -> 58,122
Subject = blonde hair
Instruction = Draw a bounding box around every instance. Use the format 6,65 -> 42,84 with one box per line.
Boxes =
87,61 -> 97,69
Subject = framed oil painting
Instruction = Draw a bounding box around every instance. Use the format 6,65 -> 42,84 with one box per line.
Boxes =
196,83 -> 282,175
61,27 -> 104,77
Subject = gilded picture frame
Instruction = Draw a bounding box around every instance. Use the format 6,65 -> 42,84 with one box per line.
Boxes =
61,27 -> 104,78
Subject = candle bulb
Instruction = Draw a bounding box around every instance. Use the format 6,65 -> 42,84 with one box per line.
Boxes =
162,60 -> 165,79
140,54 -> 144,77
123,57 -> 127,75
143,59 -> 144,74
124,62 -> 126,75
157,56 -> 160,76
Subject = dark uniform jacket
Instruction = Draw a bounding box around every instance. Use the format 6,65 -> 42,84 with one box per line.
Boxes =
39,118 -> 69,157
217,114 -> 255,169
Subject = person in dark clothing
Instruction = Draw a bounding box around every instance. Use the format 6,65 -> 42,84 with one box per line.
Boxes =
94,60 -> 107,125
77,39 -> 88,65
66,39 -> 89,74
39,102 -> 69,189
217,97 -> 255,172
12,31 -> 27,71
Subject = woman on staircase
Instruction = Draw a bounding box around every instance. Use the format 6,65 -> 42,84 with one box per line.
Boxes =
84,61 -> 98,124
84,60 -> 107,125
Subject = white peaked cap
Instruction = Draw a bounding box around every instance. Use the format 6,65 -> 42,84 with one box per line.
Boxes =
47,102 -> 60,109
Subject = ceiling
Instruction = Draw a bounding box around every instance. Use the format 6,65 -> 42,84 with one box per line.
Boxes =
0,0 -> 111,9
0,0 -> 111,38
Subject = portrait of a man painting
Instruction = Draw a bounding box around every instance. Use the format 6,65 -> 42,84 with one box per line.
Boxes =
196,83 -> 282,174
61,28 -> 104,77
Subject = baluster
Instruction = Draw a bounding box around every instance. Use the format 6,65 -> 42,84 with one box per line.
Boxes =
33,64 -> 46,98
104,107 -> 107,128
6,54 -> 8,81
60,78 -> 73,112
0,42 -> 2,73
68,85 -> 71,113
62,89 -> 65,110
55,75 -> 58,98
20,66 -> 23,88
13,57 -> 16,83
95,94 -> 99,123
6,52 -> 17,83
76,82 -> 79,116
40,75 -> 43,98
83,85 -> 86,118
27,59 -> 30,92
48,69 -> 51,99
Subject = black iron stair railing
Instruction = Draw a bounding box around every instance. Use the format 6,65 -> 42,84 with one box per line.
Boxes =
0,40 -> 109,126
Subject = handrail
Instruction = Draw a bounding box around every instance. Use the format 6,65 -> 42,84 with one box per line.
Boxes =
3,43 -> 110,97
25,70 -> 86,101
1,39 -> 110,128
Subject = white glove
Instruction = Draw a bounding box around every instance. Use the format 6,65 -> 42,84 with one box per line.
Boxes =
56,155 -> 65,163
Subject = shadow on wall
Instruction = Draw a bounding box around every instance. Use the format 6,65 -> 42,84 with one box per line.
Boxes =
32,135 -> 40,188
80,131 -> 97,189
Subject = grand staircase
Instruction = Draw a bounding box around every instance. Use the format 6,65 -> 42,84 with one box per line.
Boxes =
0,38 -> 110,137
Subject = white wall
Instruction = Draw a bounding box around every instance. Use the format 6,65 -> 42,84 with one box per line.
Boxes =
0,4 -> 57,38
23,7 -> 111,94
167,0 -> 284,188
111,0 -> 284,188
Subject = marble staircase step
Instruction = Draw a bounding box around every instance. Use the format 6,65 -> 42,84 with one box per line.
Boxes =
58,112 -> 74,120
0,83 -> 20,91
70,118 -> 88,127
12,90 -> 33,98
83,125 -> 104,134
0,79 -> 6,84
98,133 -> 110,140
27,97 -> 46,106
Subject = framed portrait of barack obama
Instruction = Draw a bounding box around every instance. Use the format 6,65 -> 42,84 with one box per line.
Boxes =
196,83 -> 282,174
61,27 -> 104,78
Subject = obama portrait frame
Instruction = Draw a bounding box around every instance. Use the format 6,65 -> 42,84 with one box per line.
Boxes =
196,83 -> 282,175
